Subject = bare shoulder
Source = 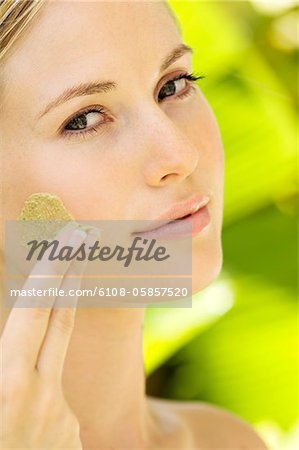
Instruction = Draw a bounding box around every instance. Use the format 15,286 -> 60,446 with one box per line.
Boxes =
147,396 -> 269,449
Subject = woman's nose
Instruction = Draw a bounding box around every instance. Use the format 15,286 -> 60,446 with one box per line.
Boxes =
141,111 -> 200,187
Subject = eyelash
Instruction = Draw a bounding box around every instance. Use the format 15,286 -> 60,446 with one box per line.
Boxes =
61,72 -> 205,141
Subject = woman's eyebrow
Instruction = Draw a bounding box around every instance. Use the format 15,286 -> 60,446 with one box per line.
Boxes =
36,43 -> 193,120
160,43 -> 193,72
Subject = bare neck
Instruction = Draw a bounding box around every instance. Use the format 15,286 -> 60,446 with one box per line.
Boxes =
61,307 -> 155,448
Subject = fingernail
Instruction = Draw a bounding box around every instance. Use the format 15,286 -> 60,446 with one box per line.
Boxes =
88,228 -> 101,239
68,228 -> 87,245
57,220 -> 78,236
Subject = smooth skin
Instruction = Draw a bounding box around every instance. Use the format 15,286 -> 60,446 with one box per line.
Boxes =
0,0 -> 268,448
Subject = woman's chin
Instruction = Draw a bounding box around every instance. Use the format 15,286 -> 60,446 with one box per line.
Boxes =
191,240 -> 223,295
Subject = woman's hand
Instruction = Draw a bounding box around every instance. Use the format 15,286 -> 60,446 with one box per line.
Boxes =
0,225 -> 96,448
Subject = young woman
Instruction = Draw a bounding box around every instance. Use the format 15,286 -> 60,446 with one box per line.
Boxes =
0,0 -> 268,448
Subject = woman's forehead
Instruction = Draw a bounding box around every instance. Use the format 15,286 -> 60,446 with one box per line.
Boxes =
1,1 -> 184,108
3,1 -> 181,82
10,1 -> 178,58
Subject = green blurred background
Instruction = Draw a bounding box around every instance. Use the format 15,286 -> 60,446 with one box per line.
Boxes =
143,1 -> 298,449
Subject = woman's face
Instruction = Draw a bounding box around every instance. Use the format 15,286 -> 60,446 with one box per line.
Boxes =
1,0 -> 224,294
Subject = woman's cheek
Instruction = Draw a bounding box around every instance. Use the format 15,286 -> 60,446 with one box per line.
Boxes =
23,142 -> 130,220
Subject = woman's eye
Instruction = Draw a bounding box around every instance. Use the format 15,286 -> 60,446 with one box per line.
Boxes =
158,77 -> 187,101
158,72 -> 205,102
65,109 -> 103,131
61,107 -> 109,140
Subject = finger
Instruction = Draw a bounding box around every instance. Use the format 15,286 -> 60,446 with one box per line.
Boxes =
10,222 -> 78,311
1,227 -> 87,372
19,221 -> 80,288
36,229 -> 99,381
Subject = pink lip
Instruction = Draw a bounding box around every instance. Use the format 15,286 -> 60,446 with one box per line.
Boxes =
157,193 -> 210,221
133,205 -> 210,239
132,193 -> 211,239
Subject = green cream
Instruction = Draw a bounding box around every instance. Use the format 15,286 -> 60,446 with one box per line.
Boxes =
18,193 -> 75,222
18,193 -> 82,245
18,193 -> 97,247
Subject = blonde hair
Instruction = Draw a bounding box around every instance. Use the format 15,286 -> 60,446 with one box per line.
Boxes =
0,0 -> 46,62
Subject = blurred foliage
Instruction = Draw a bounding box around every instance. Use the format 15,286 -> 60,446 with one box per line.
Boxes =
143,2 -> 298,449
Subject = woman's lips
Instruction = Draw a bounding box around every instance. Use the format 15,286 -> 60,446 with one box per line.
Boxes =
132,205 -> 210,240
